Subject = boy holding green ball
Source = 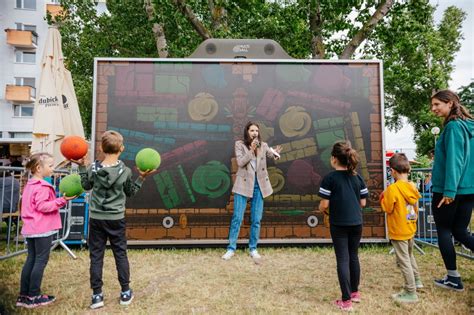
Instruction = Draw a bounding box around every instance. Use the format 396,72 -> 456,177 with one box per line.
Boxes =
71,130 -> 154,309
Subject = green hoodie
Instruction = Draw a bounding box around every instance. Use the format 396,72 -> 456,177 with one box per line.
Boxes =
432,119 -> 474,198
79,161 -> 144,220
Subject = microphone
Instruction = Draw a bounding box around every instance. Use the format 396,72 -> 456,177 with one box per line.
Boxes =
253,136 -> 260,148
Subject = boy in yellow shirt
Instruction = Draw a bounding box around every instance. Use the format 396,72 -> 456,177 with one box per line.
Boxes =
380,153 -> 423,303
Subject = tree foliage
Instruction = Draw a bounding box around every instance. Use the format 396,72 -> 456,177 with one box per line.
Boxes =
53,0 -> 466,150
365,1 -> 465,155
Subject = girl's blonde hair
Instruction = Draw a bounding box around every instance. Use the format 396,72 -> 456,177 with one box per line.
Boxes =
24,152 -> 53,174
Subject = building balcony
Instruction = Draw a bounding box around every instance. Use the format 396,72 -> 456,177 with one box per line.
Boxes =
46,4 -> 65,20
5,85 -> 36,103
5,29 -> 38,49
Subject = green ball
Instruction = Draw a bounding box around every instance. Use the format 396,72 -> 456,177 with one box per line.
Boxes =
59,174 -> 84,197
135,148 -> 161,172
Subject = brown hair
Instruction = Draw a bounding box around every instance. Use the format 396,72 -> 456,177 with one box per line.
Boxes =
243,121 -> 261,148
24,152 -> 53,174
389,153 -> 411,174
101,130 -> 124,154
331,141 -> 359,174
431,89 -> 472,126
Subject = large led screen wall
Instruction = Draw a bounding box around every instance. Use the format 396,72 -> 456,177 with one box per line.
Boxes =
94,59 -> 385,244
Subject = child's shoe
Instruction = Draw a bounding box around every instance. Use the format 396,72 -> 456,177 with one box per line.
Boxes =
15,295 -> 29,307
350,291 -> 361,303
434,275 -> 464,292
415,278 -> 424,289
335,299 -> 353,311
392,290 -> 418,303
90,293 -> 104,309
28,294 -> 56,308
120,289 -> 134,306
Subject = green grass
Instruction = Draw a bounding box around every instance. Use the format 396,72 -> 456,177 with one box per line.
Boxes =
0,245 -> 473,314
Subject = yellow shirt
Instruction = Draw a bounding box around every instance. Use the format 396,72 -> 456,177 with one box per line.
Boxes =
380,180 -> 421,240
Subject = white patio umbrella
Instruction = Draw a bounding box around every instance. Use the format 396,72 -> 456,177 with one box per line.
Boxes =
31,26 -> 84,167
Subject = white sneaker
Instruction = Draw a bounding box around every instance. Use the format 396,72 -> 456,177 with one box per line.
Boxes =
249,250 -> 261,259
221,250 -> 235,260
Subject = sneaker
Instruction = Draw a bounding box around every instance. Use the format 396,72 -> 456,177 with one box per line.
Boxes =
90,293 -> 104,309
434,275 -> 464,292
335,299 -> 353,311
350,291 -> 361,303
392,290 -> 418,303
221,250 -> 235,260
415,278 -> 424,289
120,290 -> 133,306
15,295 -> 29,307
249,250 -> 262,260
28,295 -> 56,308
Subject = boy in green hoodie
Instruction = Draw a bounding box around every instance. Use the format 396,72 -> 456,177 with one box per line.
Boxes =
73,130 -> 153,309
381,153 -> 422,303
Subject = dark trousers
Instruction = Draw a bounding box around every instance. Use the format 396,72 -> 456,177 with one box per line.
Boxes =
330,224 -> 362,301
20,235 -> 53,296
89,218 -> 130,294
432,193 -> 474,271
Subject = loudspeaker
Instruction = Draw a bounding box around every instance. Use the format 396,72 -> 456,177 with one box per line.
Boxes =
59,196 -> 89,245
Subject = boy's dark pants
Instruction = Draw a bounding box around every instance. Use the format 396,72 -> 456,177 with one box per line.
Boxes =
20,235 -> 53,296
330,224 -> 362,301
89,218 -> 130,294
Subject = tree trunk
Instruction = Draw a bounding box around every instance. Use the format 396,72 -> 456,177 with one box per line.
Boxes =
174,0 -> 212,40
144,0 -> 168,58
310,0 -> 325,59
339,0 -> 394,59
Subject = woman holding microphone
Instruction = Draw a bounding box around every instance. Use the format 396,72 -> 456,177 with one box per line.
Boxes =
222,121 -> 282,261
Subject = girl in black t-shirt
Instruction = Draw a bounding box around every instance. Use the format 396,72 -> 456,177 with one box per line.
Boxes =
318,141 -> 369,312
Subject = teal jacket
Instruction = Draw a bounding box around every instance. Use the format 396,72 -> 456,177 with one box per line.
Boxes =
79,161 -> 144,220
432,119 -> 474,198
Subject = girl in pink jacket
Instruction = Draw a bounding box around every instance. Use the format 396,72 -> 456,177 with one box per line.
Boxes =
16,153 -> 75,309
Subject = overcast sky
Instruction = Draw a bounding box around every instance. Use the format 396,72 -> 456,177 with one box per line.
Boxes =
384,0 -> 473,159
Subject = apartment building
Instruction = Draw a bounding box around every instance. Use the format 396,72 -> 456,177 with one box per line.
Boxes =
0,0 -> 64,164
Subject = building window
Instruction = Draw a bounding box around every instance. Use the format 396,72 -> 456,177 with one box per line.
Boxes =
16,0 -> 36,10
15,51 -> 36,63
15,23 -> 37,32
9,132 -> 33,139
13,105 -> 34,117
15,77 -> 36,88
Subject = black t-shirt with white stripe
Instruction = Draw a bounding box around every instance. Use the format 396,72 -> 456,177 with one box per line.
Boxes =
318,170 -> 369,226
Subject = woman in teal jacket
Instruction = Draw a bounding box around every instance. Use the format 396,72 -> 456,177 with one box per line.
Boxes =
430,89 -> 474,292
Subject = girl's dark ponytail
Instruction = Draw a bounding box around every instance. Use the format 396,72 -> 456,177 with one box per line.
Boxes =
331,141 -> 359,174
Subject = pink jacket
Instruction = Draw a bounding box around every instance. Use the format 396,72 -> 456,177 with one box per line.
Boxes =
21,178 -> 67,236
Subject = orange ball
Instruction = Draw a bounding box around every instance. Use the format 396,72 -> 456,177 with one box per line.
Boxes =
60,136 -> 88,160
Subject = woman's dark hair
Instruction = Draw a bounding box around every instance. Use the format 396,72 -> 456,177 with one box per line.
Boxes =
331,141 -> 359,174
243,121 -> 261,148
431,89 -> 472,126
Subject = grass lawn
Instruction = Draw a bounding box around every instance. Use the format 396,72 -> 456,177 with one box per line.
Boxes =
0,245 -> 473,314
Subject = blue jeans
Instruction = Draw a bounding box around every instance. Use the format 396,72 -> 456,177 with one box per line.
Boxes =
227,178 -> 264,251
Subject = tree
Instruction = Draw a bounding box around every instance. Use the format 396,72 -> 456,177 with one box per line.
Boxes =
54,0 -> 465,147
458,80 -> 474,114
365,1 -> 466,155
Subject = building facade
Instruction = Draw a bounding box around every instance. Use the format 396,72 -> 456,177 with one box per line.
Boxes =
0,0 -> 63,163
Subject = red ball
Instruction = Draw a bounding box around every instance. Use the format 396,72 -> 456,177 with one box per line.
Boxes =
60,136 -> 88,160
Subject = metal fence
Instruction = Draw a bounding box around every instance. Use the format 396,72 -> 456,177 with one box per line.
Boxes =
410,168 -> 473,259
0,166 -> 77,260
